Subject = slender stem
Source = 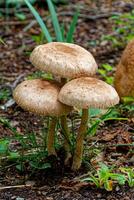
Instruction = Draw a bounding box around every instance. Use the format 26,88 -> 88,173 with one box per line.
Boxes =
61,115 -> 72,164
72,109 -> 89,170
60,77 -> 72,164
47,117 -> 57,156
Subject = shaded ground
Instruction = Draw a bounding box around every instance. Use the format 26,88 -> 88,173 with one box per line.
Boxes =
0,0 -> 134,199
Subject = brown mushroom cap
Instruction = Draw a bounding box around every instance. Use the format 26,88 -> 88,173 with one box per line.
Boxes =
58,77 -> 119,109
114,39 -> 134,97
13,79 -> 72,117
30,42 -> 98,79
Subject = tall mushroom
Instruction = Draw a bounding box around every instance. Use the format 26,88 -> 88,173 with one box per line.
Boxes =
30,42 -> 98,162
13,79 -> 72,156
58,77 -> 119,170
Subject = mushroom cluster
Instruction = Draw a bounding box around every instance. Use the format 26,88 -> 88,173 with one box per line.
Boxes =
13,42 -> 119,170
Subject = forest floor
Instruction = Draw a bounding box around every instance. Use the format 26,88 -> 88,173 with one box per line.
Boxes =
0,0 -> 134,199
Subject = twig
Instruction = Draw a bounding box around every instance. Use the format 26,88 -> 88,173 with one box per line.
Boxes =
11,73 -> 26,89
0,74 -> 25,110
0,11 -> 121,27
58,11 -> 121,20
0,20 -> 32,26
0,73 -> 25,92
0,99 -> 15,110
0,184 -> 32,190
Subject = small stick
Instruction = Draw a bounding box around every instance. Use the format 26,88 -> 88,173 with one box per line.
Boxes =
0,184 -> 32,190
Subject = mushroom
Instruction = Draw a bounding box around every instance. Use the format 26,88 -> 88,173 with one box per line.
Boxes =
30,42 -> 98,163
13,79 -> 72,156
30,42 -> 98,79
58,77 -> 119,170
114,39 -> 134,98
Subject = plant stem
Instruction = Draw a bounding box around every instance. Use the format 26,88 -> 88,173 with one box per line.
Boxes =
47,117 -> 57,156
61,115 -> 72,164
60,78 -> 72,163
72,109 -> 88,170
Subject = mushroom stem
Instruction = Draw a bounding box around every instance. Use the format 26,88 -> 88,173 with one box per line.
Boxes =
72,109 -> 88,170
47,117 -> 57,156
61,115 -> 72,164
60,78 -> 72,164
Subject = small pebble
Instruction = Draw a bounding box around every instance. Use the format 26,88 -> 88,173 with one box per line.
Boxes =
115,185 -> 120,191
16,198 -> 25,200
97,193 -> 102,198
46,197 -> 53,200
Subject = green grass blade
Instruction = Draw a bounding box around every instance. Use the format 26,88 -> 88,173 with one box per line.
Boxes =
0,37 -> 6,45
66,10 -> 79,43
46,0 -> 63,42
24,0 -> 52,42
61,23 -> 65,42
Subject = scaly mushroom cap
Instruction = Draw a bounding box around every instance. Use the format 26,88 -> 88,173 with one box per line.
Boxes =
13,79 -> 72,117
58,77 -> 119,109
30,42 -> 98,79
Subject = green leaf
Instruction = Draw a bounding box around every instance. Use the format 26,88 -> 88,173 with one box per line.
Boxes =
9,152 -> 20,159
82,175 -> 100,187
98,69 -> 106,76
24,0 -> 52,42
110,173 -> 126,185
102,64 -> 113,71
15,13 -> 26,21
0,139 -> 9,155
7,0 -> 36,6
16,164 -> 24,171
89,108 -> 101,117
29,161 -> 51,169
46,0 -> 63,42
60,23 -> 65,41
104,180 -> 113,191
121,96 -> 134,104
0,37 -> 6,45
66,9 -> 79,43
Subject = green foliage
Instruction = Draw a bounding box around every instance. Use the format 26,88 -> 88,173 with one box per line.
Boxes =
5,0 -> 36,5
121,96 -> 134,104
0,0 -> 36,20
25,0 -> 79,43
0,88 -> 11,101
52,0 -> 68,4
0,117 -> 51,171
26,71 -> 53,80
120,167 -> 134,187
0,117 -> 18,134
0,37 -> 6,45
46,0 -> 63,42
15,12 -> 26,20
0,139 -> 9,156
82,163 -> 126,191
24,0 -> 52,42
66,10 -> 79,43
87,107 -> 128,136
31,33 -> 46,44
98,64 -> 114,85
102,10 -> 134,48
